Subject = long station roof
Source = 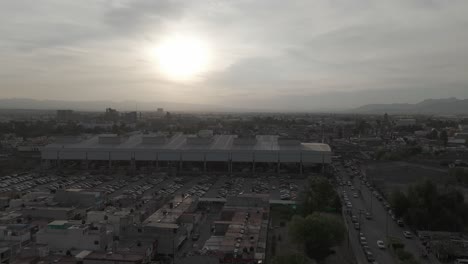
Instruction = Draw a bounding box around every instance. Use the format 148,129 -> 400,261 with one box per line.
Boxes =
44,133 -> 331,153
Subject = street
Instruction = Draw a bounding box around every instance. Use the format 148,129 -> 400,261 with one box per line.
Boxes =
338,163 -> 441,264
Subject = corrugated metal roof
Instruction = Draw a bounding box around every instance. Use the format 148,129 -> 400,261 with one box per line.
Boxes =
44,133 -> 331,152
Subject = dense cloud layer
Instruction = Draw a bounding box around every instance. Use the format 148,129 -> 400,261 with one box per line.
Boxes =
1,0 -> 468,110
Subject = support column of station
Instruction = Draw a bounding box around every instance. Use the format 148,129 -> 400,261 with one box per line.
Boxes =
179,154 -> 183,171
85,152 -> 89,170
203,154 -> 207,172
300,152 -> 303,175
56,151 -> 61,170
130,154 -> 136,176
108,152 -> 112,170
155,154 -> 159,170
277,159 -> 281,175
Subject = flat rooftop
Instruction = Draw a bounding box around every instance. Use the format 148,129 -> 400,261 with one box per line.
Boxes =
143,196 -> 196,228
43,133 -> 331,152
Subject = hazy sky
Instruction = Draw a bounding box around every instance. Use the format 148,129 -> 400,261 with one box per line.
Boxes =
1,0 -> 468,110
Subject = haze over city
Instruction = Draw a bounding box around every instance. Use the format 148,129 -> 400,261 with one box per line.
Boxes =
2,1 -> 468,264
2,0 -> 468,110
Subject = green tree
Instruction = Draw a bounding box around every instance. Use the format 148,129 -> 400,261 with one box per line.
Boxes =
426,129 -> 438,140
391,190 -> 410,218
439,130 -> 448,146
272,253 -> 313,264
289,213 -> 345,261
300,176 -> 340,215
401,180 -> 468,231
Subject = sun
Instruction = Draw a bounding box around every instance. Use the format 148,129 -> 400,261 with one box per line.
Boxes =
154,35 -> 211,80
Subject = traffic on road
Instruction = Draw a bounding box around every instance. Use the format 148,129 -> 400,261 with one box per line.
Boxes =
334,158 -> 440,264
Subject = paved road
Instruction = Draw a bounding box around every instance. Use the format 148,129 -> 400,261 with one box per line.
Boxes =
338,163 -> 441,264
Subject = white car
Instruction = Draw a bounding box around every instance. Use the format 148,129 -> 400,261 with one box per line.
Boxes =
377,240 -> 386,249
403,231 -> 413,239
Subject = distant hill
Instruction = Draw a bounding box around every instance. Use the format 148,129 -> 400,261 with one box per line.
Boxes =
352,97 -> 468,114
0,98 -> 248,112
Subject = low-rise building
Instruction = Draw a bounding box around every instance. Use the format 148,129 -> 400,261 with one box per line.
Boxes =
138,196 -> 199,255
87,209 -> 134,237
22,207 -> 76,220
0,224 -> 31,245
36,220 -> 112,253
54,189 -> 103,209
204,194 -> 269,263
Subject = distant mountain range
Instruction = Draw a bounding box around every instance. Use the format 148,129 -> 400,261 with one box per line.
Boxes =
352,97 -> 468,115
0,98 -> 247,112
1,97 -> 467,114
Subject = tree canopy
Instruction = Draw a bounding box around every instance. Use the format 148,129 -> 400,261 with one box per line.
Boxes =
299,176 -> 341,215
272,253 -> 313,264
391,180 -> 468,231
289,213 -> 345,261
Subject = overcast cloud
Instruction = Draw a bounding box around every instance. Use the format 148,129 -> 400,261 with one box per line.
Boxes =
1,0 -> 468,110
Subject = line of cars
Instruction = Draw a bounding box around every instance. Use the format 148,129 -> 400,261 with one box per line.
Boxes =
351,161 -> 422,258
1,175 -> 59,193
123,183 -> 154,198
96,180 -> 128,195
217,177 -> 245,198
0,173 -> 34,187
359,233 -> 377,263
359,232 -> 387,263
68,179 -> 104,189
158,182 -> 184,196
359,170 -> 413,240
278,176 -> 299,200
187,182 -> 213,197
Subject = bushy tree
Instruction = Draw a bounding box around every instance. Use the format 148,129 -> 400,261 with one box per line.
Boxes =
439,130 -> 448,146
391,180 -> 468,231
289,213 -> 345,261
391,190 -> 410,218
300,176 -> 340,215
272,253 -> 313,264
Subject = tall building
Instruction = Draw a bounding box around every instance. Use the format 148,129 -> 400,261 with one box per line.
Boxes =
104,108 -> 119,122
157,108 -> 164,116
122,111 -> 138,123
56,110 -> 75,122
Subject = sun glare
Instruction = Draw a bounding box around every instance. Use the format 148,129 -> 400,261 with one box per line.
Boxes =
154,35 -> 211,81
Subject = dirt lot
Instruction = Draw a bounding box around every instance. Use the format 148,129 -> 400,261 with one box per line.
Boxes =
365,161 -> 454,196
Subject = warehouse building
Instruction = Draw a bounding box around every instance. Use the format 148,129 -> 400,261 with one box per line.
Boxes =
41,132 -> 331,174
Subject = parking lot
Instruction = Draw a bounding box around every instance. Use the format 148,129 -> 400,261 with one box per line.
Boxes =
202,175 -> 305,200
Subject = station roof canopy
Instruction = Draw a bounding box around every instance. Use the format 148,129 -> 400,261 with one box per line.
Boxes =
44,133 -> 331,152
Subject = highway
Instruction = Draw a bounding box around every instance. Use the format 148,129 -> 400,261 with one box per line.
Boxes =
337,162 -> 441,264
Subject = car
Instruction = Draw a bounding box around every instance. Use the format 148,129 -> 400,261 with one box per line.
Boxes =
352,216 -> 358,223
365,212 -> 372,220
397,219 -> 404,227
354,222 -> 360,230
403,231 -> 413,239
360,236 -> 367,244
353,193 -> 359,198
362,245 -> 370,252
192,233 -> 200,241
365,251 -> 375,262
376,240 -> 386,249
